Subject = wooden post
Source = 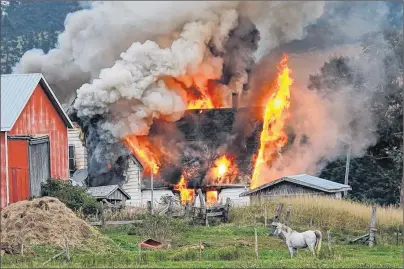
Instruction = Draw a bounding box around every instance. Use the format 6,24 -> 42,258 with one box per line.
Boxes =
344,144 -> 351,197
167,196 -> 173,220
396,228 -> 399,246
273,203 -> 284,222
197,189 -> 208,226
64,234 -> 71,263
100,202 -> 106,229
254,228 -> 259,260
285,205 -> 292,226
138,242 -> 142,264
150,173 -> 154,215
223,198 -> 231,223
42,250 -> 67,265
184,201 -> 191,219
147,201 -> 152,215
264,206 -> 267,228
199,239 -> 202,260
369,206 -> 377,247
308,217 -> 313,227
327,230 -> 332,252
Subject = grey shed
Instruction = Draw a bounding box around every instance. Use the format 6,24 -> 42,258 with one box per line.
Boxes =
87,185 -> 131,204
239,174 -> 351,201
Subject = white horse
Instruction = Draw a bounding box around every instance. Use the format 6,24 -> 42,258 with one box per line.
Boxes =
272,222 -> 322,258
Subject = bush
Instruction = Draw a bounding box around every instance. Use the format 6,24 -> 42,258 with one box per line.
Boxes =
127,215 -> 190,243
41,178 -> 100,216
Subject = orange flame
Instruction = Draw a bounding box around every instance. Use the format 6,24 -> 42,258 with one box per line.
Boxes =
173,175 -> 195,205
123,135 -> 160,174
206,190 -> 218,206
250,55 -> 292,189
209,155 -> 238,185
188,98 -> 214,110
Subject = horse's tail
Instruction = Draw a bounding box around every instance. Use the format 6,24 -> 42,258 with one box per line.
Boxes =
314,230 -> 322,255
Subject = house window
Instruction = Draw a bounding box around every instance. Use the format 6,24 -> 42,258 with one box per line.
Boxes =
69,145 -> 76,177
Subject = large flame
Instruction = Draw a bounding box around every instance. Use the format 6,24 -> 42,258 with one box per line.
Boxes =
206,190 -> 218,206
250,55 -> 292,189
162,76 -> 221,110
123,135 -> 160,174
209,155 -> 238,185
188,98 -> 214,110
173,175 -> 195,205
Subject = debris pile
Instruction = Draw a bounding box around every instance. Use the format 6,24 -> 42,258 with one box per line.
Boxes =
0,197 -> 103,249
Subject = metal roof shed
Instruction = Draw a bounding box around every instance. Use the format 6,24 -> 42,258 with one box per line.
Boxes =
239,174 -> 351,200
87,185 -> 131,203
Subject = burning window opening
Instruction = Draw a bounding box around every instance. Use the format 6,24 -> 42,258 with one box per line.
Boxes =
173,175 -> 195,205
206,190 -> 218,206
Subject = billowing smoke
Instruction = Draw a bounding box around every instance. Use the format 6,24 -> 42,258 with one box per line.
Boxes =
13,1 -> 341,186
13,1 -> 326,107
249,1 -> 400,183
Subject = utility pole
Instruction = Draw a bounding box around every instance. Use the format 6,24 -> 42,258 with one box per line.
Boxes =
150,173 -> 154,215
344,144 -> 351,197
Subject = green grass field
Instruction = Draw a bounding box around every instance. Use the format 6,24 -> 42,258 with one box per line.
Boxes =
2,197 -> 403,268
1,223 -> 402,268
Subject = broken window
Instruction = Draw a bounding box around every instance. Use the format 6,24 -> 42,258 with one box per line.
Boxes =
68,145 -> 76,177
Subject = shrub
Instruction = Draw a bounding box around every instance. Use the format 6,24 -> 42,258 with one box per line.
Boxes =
41,178 -> 100,216
127,215 -> 190,243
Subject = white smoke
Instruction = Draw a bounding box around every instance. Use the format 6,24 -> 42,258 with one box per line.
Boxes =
13,1 -> 326,107
74,10 -> 237,139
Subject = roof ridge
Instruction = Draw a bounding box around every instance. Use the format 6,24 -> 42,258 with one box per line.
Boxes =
1,73 -> 43,76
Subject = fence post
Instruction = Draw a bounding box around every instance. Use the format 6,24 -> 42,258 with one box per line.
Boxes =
138,242 -> 142,264
273,203 -> 284,222
184,201 -> 191,219
254,228 -> 259,260
197,189 -> 208,226
369,206 -> 377,247
167,197 -> 173,220
308,217 -> 313,227
327,230 -> 332,252
147,201 -> 152,215
100,202 -> 106,229
223,198 -> 231,223
264,205 -> 267,228
285,205 -> 292,226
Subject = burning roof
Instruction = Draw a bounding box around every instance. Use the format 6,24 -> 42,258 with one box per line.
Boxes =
136,106 -> 263,189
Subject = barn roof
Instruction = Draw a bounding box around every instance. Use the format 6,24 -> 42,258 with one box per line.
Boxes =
1,73 -> 73,131
87,185 -> 131,199
239,174 -> 351,197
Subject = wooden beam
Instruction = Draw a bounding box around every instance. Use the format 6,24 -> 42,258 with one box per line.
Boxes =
369,206 -> 377,247
327,230 -> 332,252
285,205 -> 292,226
89,220 -> 143,226
273,203 -> 284,222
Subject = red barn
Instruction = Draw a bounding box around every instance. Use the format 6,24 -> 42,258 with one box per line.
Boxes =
1,74 -> 73,208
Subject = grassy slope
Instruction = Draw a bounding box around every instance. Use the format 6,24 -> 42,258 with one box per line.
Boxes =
2,197 -> 402,268
1,224 -> 401,268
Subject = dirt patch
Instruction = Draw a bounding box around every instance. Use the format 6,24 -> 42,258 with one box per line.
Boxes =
0,197 -> 104,249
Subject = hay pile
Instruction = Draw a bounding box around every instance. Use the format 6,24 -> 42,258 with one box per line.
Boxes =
1,197 -> 103,249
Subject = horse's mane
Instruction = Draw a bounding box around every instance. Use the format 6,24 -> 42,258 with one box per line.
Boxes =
280,223 -> 294,233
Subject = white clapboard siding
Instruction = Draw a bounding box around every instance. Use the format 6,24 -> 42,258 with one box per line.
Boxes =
141,189 -> 174,207
219,188 -> 250,206
67,128 -> 87,169
123,158 -> 142,206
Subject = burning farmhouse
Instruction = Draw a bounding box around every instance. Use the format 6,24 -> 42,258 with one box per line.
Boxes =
69,54 -> 293,207
66,11 -> 299,208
